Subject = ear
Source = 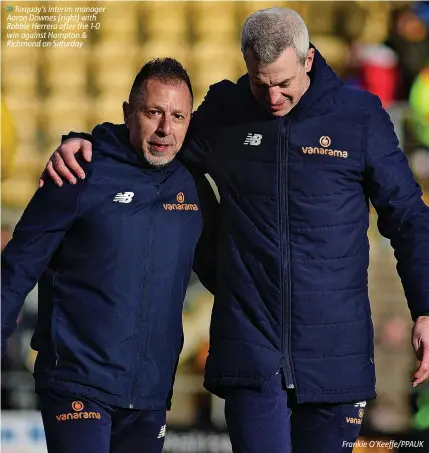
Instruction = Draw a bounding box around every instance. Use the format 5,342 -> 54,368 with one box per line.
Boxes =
123,101 -> 131,127
305,48 -> 315,73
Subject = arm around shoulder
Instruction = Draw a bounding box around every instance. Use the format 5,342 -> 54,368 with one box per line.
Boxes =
179,81 -> 234,173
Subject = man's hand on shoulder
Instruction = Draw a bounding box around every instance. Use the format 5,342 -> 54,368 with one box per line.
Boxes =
411,315 -> 429,386
39,138 -> 93,188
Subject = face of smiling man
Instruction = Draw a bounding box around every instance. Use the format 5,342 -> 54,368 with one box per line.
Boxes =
123,78 -> 193,166
245,46 -> 314,117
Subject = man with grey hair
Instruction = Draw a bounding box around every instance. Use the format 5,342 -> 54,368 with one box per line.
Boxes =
41,6 -> 429,453
239,7 -> 312,119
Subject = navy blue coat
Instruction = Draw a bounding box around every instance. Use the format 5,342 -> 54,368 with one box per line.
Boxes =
1,123 -> 218,410
182,48 -> 429,403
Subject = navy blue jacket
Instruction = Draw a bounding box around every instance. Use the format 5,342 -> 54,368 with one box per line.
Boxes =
182,48 -> 429,403
1,123 -> 218,410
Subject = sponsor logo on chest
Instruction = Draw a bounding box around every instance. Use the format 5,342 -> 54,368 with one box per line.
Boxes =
163,192 -> 199,211
302,136 -> 348,159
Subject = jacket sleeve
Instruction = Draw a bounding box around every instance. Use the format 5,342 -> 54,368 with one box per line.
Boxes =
178,82 -> 232,173
1,178 -> 84,355
191,172 -> 219,294
364,95 -> 429,320
62,131 -> 93,143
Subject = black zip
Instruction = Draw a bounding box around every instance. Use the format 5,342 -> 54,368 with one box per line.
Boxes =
129,185 -> 159,408
279,116 -> 295,389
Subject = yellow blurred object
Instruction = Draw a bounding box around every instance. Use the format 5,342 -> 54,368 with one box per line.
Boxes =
1,100 -> 18,180
191,1 -> 237,43
3,96 -> 42,145
139,41 -> 191,75
311,35 -> 350,74
355,2 -> 392,44
142,2 -> 189,44
98,3 -> 139,42
43,96 -> 90,143
191,42 -> 239,99
92,94 -> 125,125
26,349 -> 38,372
410,67 -> 429,148
92,42 -> 140,96
1,47 -> 38,99
1,170 -> 38,207
42,48 -> 89,97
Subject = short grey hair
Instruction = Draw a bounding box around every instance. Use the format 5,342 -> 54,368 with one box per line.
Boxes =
241,7 -> 310,65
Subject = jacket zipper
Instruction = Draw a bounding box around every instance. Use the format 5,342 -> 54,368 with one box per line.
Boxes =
129,186 -> 159,408
51,271 -> 60,367
279,117 -> 295,389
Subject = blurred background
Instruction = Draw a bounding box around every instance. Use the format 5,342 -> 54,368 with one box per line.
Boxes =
1,1 -> 429,452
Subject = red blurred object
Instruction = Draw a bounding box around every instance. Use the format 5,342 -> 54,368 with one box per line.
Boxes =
360,45 -> 400,108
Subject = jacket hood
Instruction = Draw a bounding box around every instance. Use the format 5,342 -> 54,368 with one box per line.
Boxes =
91,122 -> 181,172
236,46 -> 343,116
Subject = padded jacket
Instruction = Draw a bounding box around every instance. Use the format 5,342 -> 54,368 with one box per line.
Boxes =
1,123 -> 218,410
182,48 -> 429,403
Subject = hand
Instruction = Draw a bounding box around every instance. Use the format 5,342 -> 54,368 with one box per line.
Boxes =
39,138 -> 93,188
411,316 -> 429,386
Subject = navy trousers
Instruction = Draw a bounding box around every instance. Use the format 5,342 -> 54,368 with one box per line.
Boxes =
38,389 -> 166,453
224,374 -> 364,453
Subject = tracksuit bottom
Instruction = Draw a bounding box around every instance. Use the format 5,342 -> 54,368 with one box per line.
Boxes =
38,388 -> 166,453
224,374 -> 365,453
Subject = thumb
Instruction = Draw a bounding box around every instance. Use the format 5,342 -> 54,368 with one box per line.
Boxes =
412,346 -> 429,386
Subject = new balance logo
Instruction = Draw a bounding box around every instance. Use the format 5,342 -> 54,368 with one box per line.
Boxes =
113,192 -> 134,203
157,425 -> 166,439
243,133 -> 262,146
354,401 -> 367,408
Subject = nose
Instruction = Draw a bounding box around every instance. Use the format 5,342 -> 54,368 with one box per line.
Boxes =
156,115 -> 172,136
266,86 -> 280,105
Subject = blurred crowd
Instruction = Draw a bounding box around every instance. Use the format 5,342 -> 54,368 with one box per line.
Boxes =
1,1 -> 429,443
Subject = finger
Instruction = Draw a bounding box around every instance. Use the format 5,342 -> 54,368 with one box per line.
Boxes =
39,169 -> 47,188
81,140 -> 93,163
61,145 -> 86,180
411,368 -> 429,386
53,152 -> 77,184
46,160 -> 63,187
61,139 -> 90,179
411,358 -> 429,386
